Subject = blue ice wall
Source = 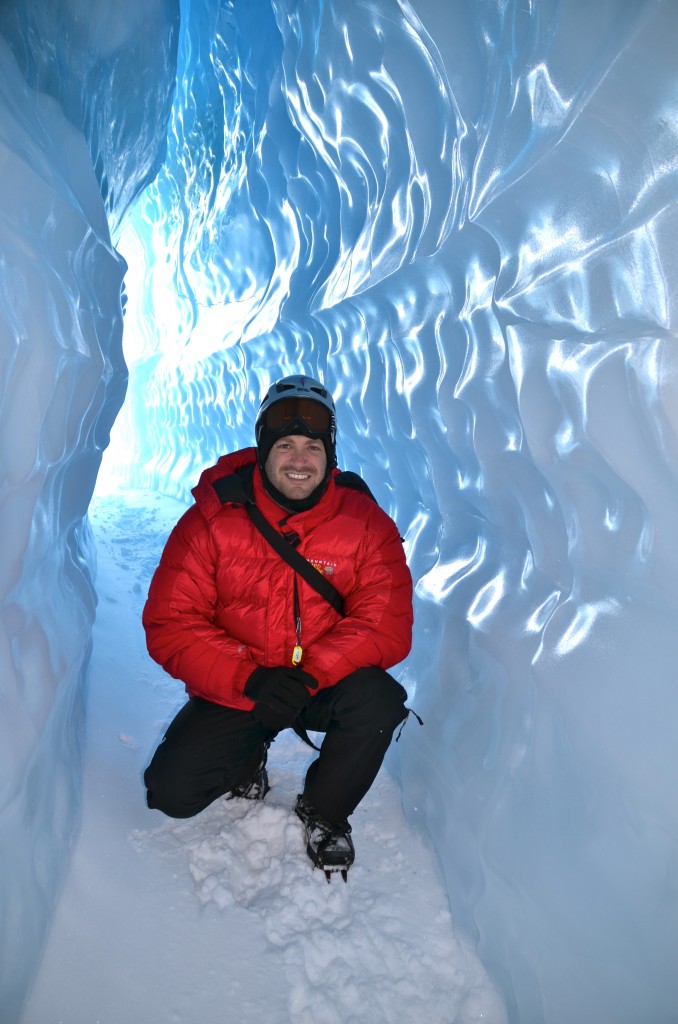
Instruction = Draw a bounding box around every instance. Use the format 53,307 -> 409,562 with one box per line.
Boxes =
2,1 -> 678,1022
0,4 -> 177,1020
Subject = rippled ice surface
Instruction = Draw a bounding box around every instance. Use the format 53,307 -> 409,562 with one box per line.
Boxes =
1,1 -> 677,1022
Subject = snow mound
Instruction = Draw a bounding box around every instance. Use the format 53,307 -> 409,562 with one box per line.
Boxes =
131,729 -> 504,1024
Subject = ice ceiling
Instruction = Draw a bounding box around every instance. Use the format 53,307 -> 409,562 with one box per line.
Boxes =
1,1 -> 677,1022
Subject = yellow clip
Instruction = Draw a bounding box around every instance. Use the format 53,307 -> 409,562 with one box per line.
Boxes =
292,645 -> 303,665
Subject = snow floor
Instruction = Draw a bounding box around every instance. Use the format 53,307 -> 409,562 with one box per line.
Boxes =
21,490 -> 507,1024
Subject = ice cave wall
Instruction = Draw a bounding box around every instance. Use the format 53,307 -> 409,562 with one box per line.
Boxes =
0,4 -> 178,1021
1,1 -> 678,1023
110,4 -> 678,1020
0,44 -> 122,1021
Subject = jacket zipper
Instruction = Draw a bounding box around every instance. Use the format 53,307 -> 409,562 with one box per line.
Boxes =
292,575 -> 303,665
280,520 -> 304,666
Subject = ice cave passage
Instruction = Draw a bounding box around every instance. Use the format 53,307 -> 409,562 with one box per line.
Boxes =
1,2 -> 677,1023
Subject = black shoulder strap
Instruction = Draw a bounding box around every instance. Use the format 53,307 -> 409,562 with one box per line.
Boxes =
243,502 -> 345,617
212,463 -> 345,615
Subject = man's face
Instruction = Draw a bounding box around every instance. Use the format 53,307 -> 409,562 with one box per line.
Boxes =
264,434 -> 328,501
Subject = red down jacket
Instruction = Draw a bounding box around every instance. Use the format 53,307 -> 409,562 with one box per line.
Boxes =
143,448 -> 413,711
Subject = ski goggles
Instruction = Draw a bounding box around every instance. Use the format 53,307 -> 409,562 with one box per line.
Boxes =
263,397 -> 332,434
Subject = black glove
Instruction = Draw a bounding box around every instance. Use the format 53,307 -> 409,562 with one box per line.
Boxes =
245,666 -> 319,732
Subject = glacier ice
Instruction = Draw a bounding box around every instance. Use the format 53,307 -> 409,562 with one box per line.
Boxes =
0,35 -> 128,1024
2,0 -> 678,1022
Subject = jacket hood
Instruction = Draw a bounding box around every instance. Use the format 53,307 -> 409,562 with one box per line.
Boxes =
192,447 -> 343,527
191,447 -> 258,521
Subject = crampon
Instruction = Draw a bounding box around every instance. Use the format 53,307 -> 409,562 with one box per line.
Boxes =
226,749 -> 270,801
295,795 -> 355,883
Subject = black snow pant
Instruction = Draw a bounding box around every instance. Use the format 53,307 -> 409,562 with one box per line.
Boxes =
144,667 -> 408,824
